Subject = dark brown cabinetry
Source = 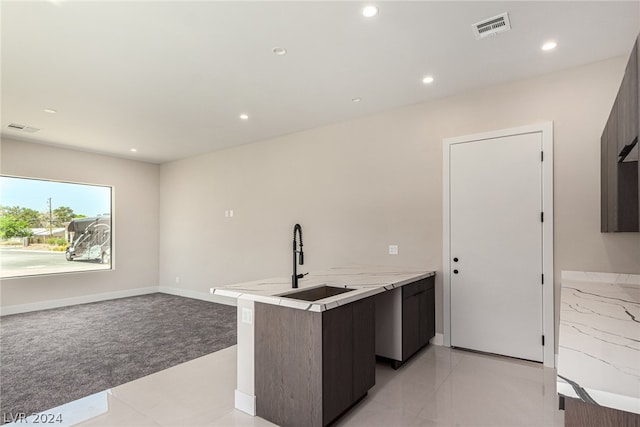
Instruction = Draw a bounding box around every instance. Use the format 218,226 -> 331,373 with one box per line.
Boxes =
562,395 -> 640,427
401,277 -> 436,363
255,297 -> 375,427
619,42 -> 638,157
601,35 -> 639,232
323,297 -> 375,424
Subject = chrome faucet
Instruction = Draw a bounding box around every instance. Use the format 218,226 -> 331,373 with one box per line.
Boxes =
292,223 -> 306,288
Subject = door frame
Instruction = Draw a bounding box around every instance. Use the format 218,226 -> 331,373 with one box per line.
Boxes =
442,122 -> 554,367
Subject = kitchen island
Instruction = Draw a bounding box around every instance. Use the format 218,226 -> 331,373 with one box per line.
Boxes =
557,271 -> 640,426
210,265 -> 435,426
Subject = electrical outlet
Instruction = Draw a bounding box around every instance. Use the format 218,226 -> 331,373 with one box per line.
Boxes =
176,276 -> 180,284
241,308 -> 253,324
389,245 -> 398,255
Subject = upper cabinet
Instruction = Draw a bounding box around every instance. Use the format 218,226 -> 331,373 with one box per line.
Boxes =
601,35 -> 640,232
619,42 -> 639,161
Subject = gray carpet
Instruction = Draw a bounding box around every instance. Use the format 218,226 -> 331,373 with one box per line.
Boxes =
0,293 -> 236,422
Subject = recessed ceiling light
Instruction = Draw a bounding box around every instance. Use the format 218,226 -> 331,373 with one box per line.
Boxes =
130,148 -> 137,152
272,47 -> 287,56
352,97 -> 362,103
362,5 -> 379,18
239,114 -> 249,120
44,108 -> 57,114
422,76 -> 435,84
542,41 -> 557,51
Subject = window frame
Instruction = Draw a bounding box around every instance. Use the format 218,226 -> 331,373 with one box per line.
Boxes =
0,174 -> 114,279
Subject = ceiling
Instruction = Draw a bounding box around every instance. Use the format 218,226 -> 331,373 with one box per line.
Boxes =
2,1 -> 639,164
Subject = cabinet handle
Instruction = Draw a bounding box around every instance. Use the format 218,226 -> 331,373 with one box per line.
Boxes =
619,142 -> 637,160
453,269 -> 459,274
453,257 -> 459,262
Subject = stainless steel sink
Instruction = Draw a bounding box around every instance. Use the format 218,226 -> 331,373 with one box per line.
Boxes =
277,285 -> 355,302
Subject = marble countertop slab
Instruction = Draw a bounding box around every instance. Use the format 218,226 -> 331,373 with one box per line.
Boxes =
557,271 -> 640,415
210,265 -> 435,312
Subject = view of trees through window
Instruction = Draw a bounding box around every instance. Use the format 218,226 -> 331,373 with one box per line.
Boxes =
0,176 -> 112,278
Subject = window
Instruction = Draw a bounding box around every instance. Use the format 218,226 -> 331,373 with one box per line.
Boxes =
0,176 -> 112,278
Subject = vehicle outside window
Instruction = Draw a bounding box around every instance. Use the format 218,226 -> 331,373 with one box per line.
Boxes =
0,175 -> 112,278
65,215 -> 111,264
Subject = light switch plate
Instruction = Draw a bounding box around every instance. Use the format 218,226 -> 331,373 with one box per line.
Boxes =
389,245 -> 398,255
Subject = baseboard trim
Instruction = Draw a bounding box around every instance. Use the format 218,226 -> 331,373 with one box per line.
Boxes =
235,389 -> 256,416
0,287 -> 158,316
430,333 -> 444,346
159,286 -> 237,307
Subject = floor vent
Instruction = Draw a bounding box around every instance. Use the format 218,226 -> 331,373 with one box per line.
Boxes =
7,123 -> 40,133
472,13 -> 511,40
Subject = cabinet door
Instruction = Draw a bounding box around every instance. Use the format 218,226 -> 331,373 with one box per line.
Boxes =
618,39 -> 640,231
416,277 -> 435,349
607,101 -> 620,231
322,304 -> 353,425
352,297 -> 375,399
618,161 -> 639,231
601,36 -> 640,233
323,299 -> 375,425
619,41 -> 639,157
402,283 -> 420,359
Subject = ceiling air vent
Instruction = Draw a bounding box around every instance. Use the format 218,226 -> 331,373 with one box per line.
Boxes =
7,123 -> 40,133
472,13 -> 511,40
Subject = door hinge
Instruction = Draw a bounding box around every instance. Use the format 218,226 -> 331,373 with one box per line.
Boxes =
541,212 -> 544,222
541,151 -> 544,161
541,274 -> 544,285
542,335 -> 545,346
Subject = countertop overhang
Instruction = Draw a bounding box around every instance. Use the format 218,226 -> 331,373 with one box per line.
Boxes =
210,265 -> 435,312
557,271 -> 640,415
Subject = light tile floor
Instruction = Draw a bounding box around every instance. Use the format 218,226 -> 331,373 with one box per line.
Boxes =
15,345 -> 564,426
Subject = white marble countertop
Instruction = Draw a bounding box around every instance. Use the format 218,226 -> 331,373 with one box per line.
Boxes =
557,271 -> 640,415
210,265 -> 435,312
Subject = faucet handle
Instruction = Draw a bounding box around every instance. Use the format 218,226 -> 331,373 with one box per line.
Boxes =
296,272 -> 308,279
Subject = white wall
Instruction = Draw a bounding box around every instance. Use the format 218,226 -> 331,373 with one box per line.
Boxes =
0,139 -> 160,312
159,55 -> 640,336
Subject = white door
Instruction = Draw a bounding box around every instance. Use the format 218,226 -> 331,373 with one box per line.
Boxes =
449,132 -> 543,362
